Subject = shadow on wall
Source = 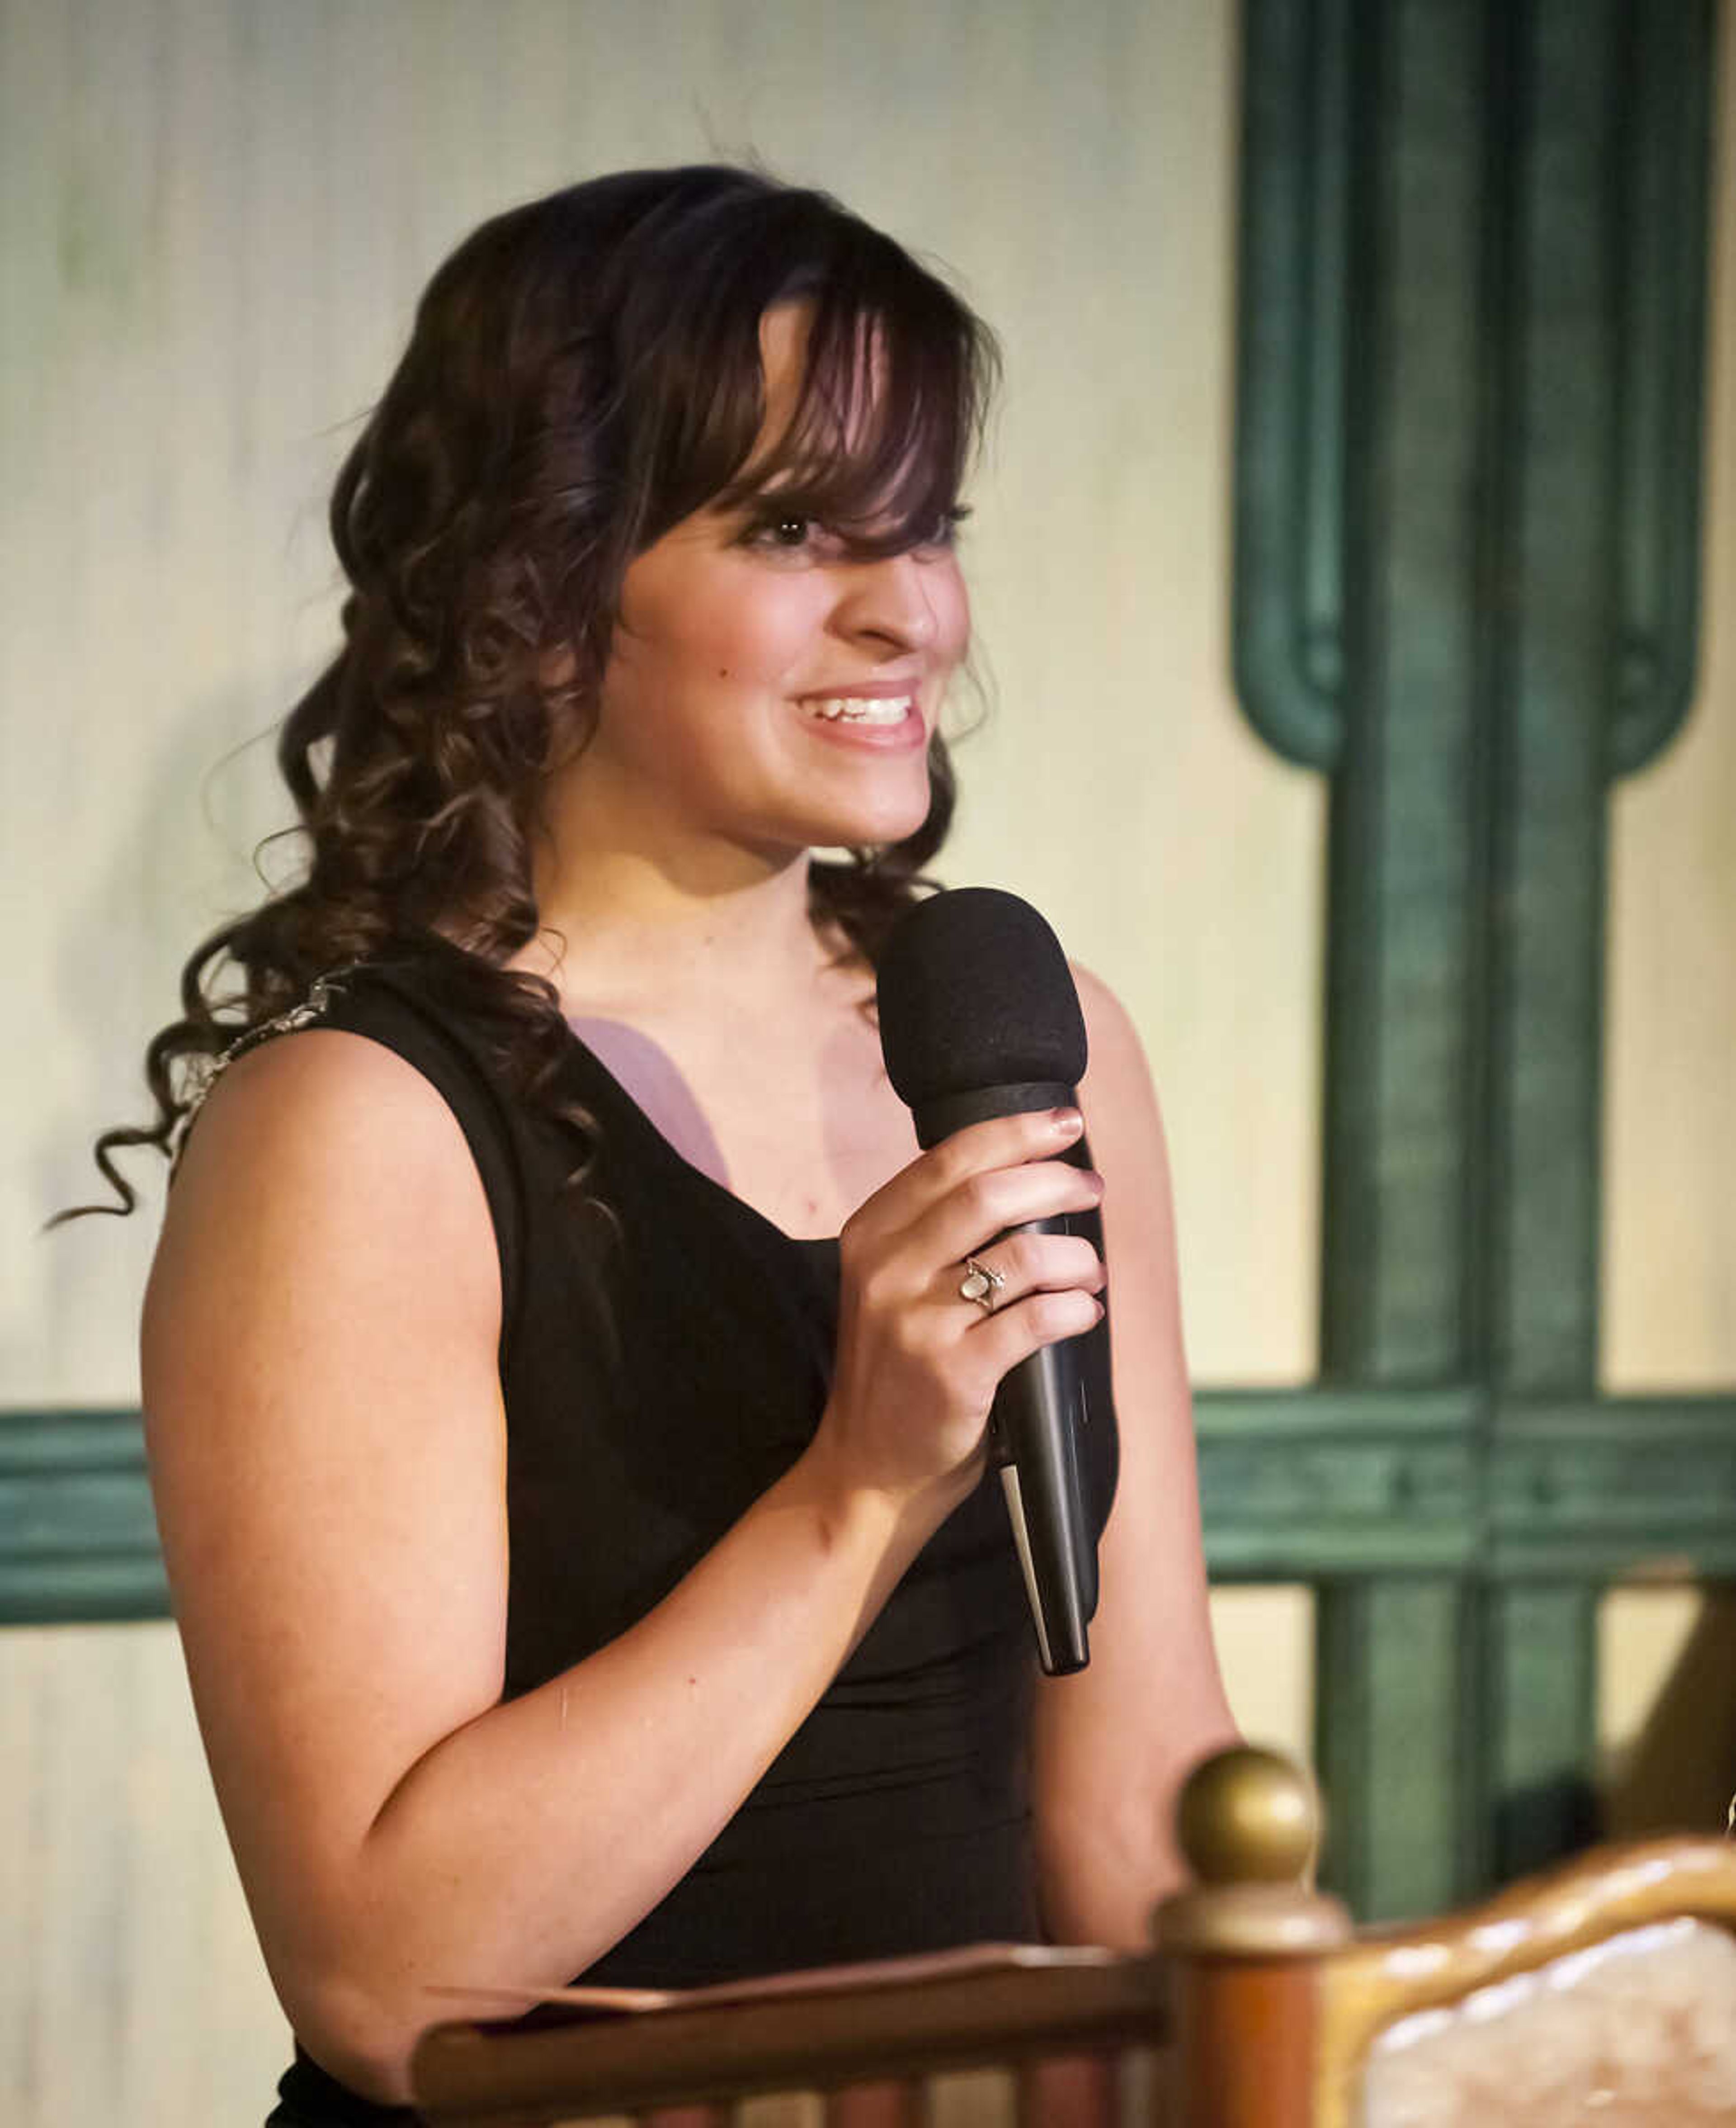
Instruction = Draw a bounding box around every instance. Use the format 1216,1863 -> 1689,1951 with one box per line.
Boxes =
1602,1593 -> 1736,1841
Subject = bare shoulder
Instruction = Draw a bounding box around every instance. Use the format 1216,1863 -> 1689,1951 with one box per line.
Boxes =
163,1022 -> 486,1210
150,1026 -> 500,1340
144,1022 -> 505,1526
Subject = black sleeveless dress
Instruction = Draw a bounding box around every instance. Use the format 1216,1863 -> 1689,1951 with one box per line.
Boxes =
261,957 -> 1119,2125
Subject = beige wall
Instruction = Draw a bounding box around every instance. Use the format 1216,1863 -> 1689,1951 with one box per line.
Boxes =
1604,29 -> 1736,1394
1594,0 -> 1736,1838
2,2 -> 1730,2119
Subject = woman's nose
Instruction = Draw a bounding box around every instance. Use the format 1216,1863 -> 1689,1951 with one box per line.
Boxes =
834,549 -> 941,653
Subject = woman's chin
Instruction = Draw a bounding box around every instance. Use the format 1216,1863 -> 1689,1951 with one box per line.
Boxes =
812,786 -> 935,854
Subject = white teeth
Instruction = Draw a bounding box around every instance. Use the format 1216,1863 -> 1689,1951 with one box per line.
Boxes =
803,695 -> 913,724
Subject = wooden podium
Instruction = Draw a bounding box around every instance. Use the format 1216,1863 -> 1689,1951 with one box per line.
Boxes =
410,1748 -> 1736,2127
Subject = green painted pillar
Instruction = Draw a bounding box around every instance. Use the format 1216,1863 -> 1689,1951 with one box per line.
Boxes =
1239,0 -> 1500,1920
1484,1583 -> 1600,1875
1235,0 -> 1715,1916
1316,1579 -> 1484,1913
1480,0 -> 1713,1877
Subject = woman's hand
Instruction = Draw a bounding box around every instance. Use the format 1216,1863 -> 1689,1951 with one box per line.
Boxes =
815,1105 -> 1108,1528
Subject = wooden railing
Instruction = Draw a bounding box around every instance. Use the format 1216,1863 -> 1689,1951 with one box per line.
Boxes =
410,1747 -> 1347,2128
410,1747 -> 1736,2128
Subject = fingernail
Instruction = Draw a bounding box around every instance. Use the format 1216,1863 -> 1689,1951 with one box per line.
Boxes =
1049,1107 -> 1084,1135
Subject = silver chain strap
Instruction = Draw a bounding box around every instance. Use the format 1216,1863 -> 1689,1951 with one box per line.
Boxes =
180,970 -> 354,1123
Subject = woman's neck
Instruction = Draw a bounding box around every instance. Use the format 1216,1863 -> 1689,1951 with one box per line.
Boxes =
514,844 -> 847,1020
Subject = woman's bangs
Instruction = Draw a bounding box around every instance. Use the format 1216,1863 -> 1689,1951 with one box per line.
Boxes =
713,286 -> 970,554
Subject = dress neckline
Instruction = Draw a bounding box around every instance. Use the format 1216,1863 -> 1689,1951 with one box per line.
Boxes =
559,1020 -> 845,1255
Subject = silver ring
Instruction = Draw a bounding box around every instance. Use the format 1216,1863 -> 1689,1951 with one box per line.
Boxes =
958,1255 -> 1006,1313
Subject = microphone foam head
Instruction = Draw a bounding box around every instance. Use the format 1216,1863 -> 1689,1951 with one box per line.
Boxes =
877,887 -> 1087,1107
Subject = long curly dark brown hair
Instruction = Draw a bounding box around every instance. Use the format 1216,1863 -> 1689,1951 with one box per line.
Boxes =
59,160 -> 1001,1223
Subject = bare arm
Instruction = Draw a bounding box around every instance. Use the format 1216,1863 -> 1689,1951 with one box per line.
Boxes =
144,1029 -> 1104,2101
1028,968 -> 1241,1949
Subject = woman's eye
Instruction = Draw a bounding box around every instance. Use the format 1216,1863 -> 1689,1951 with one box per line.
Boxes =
747,514 -> 820,552
743,505 -> 970,556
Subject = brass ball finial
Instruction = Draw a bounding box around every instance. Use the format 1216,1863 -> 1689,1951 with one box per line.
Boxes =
1175,1745 -> 1320,1887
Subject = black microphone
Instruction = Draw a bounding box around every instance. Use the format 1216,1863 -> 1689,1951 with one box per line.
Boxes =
877,887 -> 1105,1675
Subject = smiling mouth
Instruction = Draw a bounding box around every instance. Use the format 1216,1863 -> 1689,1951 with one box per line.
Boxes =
799,694 -> 916,725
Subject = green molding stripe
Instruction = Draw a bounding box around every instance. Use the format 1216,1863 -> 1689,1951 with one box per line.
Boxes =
13,1390 -> 1736,1626
1491,1398 -> 1736,1576
1194,1387 -> 1481,1576
0,1408 -> 165,1622
0,1390 -> 1489,1622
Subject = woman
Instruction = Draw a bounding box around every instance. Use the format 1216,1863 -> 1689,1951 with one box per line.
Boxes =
78,164 -> 1237,2119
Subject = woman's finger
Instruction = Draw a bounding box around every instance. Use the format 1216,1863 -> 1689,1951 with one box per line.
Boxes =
962,1285 -> 1107,1383
943,1231 -> 1105,1317
906,1158 -> 1105,1278
853,1105 -> 1087,1237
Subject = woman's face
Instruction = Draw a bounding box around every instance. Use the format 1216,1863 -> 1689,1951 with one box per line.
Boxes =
582,301 -> 972,861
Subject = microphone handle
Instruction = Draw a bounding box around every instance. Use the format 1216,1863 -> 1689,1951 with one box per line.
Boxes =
910,1086 -> 1102,1676
986,1211 -> 1098,1676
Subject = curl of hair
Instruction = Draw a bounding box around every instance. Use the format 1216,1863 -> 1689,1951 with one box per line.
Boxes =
58,160 -> 1000,1224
